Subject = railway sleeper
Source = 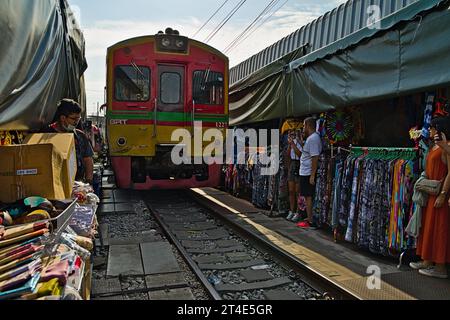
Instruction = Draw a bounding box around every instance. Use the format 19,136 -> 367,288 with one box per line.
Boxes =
214,277 -> 292,292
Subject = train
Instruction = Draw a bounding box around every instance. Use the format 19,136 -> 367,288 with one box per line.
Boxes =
105,28 -> 229,189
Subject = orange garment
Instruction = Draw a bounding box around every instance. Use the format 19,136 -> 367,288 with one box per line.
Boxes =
416,147 -> 450,264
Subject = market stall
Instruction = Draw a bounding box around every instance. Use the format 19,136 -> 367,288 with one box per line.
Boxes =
0,131 -> 99,300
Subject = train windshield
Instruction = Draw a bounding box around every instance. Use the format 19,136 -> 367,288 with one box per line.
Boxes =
114,65 -> 150,102
193,70 -> 224,105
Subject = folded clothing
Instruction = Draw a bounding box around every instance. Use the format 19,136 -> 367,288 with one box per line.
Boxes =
0,259 -> 41,283
1,222 -> 49,240
37,279 -> 63,298
40,260 -> 70,286
0,229 -> 49,249
0,245 -> 43,266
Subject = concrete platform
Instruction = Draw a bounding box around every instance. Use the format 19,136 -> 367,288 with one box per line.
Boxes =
141,242 -> 181,275
107,244 -> 144,277
91,278 -> 122,296
109,235 -> 162,245
192,188 -> 450,300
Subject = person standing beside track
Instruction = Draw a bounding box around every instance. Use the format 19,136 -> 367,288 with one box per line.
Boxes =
44,99 -> 94,185
297,117 -> 322,229
286,129 -> 303,222
409,116 -> 450,279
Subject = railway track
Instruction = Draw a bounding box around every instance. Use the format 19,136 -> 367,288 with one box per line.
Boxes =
144,190 -> 360,301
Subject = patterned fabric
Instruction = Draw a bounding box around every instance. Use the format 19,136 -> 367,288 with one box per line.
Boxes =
316,151 -> 418,256
313,154 -> 332,226
251,154 -> 269,208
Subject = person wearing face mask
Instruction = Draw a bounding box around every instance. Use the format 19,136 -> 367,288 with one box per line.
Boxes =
44,99 -> 94,185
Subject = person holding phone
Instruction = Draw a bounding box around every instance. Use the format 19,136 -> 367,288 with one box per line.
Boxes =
410,116 -> 450,279
434,128 -> 450,158
286,130 -> 303,222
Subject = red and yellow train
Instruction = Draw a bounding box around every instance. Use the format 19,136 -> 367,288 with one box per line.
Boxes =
105,28 -> 229,189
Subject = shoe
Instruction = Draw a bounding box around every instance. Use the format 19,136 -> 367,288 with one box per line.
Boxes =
419,267 -> 448,279
409,261 -> 430,270
286,212 -> 294,221
297,220 -> 311,228
291,213 -> 300,222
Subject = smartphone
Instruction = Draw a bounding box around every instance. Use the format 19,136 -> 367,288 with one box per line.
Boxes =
435,124 -> 443,141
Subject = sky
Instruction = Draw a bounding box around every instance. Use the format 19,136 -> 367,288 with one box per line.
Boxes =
67,0 -> 347,115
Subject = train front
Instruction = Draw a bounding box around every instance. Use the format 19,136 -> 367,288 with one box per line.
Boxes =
106,29 -> 229,189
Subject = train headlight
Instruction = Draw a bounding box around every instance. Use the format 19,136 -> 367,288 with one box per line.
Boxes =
175,39 -> 184,48
161,37 -> 171,47
117,137 -> 127,147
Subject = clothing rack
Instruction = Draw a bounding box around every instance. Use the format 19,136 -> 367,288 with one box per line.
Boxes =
350,146 -> 419,159
351,146 -> 418,152
330,145 -> 351,158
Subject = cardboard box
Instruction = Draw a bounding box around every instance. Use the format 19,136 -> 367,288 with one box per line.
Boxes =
0,133 -> 77,203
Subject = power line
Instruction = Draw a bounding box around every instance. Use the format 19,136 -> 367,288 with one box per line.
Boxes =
224,0 -> 279,53
225,0 -> 288,54
204,0 -> 247,44
224,0 -> 284,53
204,0 -> 246,43
192,0 -> 231,38
227,0 -> 288,54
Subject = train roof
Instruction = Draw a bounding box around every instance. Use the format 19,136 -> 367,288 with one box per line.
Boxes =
107,35 -> 228,63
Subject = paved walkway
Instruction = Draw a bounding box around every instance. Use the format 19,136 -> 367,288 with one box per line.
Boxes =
192,188 -> 450,300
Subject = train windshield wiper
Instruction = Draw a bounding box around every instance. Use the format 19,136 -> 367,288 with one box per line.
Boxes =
201,66 -> 211,91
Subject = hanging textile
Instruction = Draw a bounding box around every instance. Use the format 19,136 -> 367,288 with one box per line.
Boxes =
325,111 -> 353,144
251,153 -> 269,208
314,147 -> 419,256
281,119 -> 303,135
313,154 -> 332,226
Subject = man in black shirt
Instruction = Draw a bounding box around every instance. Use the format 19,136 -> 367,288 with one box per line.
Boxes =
45,99 -> 94,184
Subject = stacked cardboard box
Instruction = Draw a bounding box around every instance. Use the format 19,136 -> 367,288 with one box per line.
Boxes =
0,133 -> 77,203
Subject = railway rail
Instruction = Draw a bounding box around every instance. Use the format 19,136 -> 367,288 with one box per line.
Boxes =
144,190 -> 361,300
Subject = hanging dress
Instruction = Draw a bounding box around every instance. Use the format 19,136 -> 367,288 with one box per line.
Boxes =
416,147 -> 450,264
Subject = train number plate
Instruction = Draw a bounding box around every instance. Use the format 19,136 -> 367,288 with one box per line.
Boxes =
110,119 -> 128,125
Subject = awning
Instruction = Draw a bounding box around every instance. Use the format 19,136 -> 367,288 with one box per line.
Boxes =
230,0 -> 450,126
229,46 -> 306,126
289,0 -> 450,116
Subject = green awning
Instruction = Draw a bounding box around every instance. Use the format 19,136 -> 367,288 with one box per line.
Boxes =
288,0 -> 446,71
230,0 -> 450,126
289,0 -> 450,117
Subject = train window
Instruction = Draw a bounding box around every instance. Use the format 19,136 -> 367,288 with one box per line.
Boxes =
114,65 -> 150,102
160,72 -> 181,104
193,70 -> 224,105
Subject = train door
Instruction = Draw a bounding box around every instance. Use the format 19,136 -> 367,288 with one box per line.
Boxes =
155,64 -> 185,142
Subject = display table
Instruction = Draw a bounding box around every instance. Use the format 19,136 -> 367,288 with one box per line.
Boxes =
0,200 -> 98,300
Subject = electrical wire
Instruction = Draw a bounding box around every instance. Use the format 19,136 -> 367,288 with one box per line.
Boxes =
225,0 -> 288,54
204,0 -> 247,44
192,0 -> 231,38
227,0 -> 288,53
224,0 -> 279,53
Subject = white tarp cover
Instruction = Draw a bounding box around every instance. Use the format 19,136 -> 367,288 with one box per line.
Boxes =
0,0 -> 87,131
